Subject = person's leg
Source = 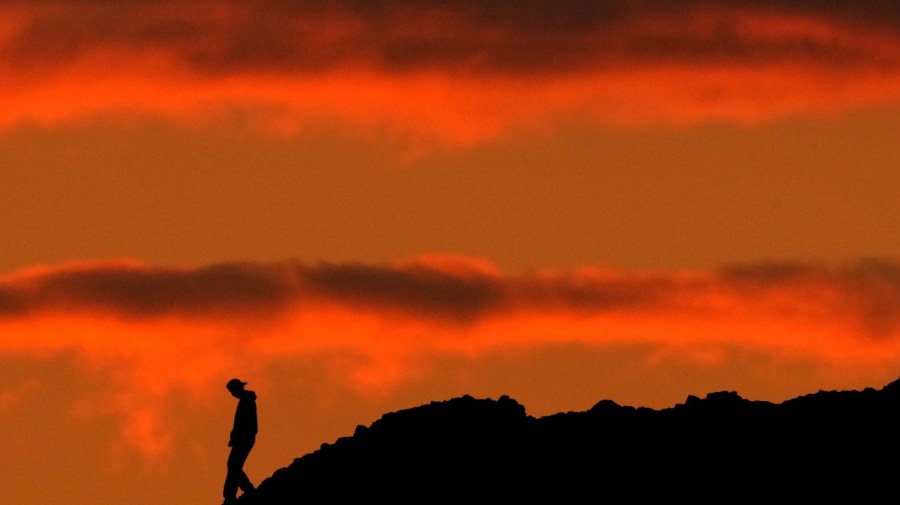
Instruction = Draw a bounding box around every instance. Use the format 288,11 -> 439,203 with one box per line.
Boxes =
225,441 -> 255,497
223,477 -> 237,503
224,445 -> 249,501
237,440 -> 256,492
237,470 -> 255,493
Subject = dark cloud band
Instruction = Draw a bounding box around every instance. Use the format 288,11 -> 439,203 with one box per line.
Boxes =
3,259 -> 900,335
4,0 -> 900,76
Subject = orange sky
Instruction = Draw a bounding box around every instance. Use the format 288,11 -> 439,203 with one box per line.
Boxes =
4,2 -> 900,505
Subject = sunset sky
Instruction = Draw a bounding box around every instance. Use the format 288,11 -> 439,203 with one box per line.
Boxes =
4,1 -> 900,504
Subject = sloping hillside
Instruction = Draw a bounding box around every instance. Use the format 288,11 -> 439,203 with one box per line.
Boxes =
235,378 -> 900,503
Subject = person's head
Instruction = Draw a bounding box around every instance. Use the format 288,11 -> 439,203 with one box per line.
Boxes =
226,378 -> 247,397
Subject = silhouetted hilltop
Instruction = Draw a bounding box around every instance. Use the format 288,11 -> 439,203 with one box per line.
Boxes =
236,378 -> 900,503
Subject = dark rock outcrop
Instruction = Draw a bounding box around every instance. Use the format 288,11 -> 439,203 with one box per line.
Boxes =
237,378 -> 900,503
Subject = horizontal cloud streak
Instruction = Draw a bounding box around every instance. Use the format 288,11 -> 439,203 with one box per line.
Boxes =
3,0 -> 900,140
5,0 -> 900,75
4,257 -> 900,332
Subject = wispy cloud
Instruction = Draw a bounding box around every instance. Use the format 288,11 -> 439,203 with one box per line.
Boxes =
4,255 -> 900,459
3,1 -> 900,141
0,257 -> 900,455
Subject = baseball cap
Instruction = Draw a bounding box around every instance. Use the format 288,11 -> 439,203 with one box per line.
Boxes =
226,378 -> 247,391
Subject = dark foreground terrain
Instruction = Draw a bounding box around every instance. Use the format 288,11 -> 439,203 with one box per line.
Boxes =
235,378 -> 900,503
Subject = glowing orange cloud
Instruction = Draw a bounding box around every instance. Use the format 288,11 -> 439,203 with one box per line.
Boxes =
4,256 -> 900,458
3,1 -> 900,143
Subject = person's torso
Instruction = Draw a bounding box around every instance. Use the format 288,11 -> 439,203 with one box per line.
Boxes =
232,391 -> 258,437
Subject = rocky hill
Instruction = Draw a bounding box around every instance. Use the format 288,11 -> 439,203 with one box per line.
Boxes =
235,378 -> 900,503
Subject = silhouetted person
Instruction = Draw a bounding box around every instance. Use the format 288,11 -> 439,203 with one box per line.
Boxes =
223,378 -> 257,505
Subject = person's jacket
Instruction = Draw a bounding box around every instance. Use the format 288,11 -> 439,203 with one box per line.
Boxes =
230,390 -> 258,446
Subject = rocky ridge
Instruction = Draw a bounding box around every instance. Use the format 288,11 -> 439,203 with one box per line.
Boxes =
235,378 -> 900,503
